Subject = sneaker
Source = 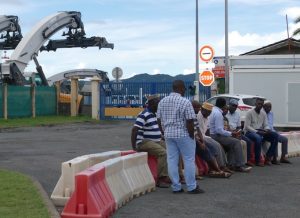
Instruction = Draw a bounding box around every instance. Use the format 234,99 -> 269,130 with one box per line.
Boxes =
246,161 -> 254,167
280,158 -> 291,164
187,185 -> 205,194
234,166 -> 251,173
173,188 -> 184,194
271,160 -> 280,165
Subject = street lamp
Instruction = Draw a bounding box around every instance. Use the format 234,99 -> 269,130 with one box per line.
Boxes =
225,0 -> 229,93
194,0 -> 200,101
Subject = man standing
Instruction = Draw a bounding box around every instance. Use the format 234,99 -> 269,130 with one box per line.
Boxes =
244,98 -> 279,166
263,101 -> 291,164
131,95 -> 170,188
226,99 -> 253,166
209,97 -> 251,172
157,80 -> 204,194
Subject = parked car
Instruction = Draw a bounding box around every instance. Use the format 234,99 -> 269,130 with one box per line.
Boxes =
205,94 -> 266,123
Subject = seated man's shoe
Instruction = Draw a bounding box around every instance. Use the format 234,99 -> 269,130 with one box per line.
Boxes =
264,159 -> 272,166
255,162 -> 264,167
157,176 -> 171,188
187,185 -> 205,194
234,166 -> 251,173
280,157 -> 291,164
246,161 -> 254,167
271,159 -> 280,165
173,188 -> 184,194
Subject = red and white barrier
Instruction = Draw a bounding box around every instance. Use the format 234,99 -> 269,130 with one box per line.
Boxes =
122,152 -> 155,197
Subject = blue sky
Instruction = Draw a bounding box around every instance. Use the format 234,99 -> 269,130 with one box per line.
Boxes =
1,0 -> 300,79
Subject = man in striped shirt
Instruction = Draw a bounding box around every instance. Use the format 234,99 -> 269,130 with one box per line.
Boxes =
131,95 -> 170,187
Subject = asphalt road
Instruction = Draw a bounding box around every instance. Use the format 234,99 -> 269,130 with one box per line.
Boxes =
0,121 -> 300,218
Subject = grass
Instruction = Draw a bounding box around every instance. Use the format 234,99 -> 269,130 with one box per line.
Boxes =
0,115 -> 100,128
0,169 -> 50,218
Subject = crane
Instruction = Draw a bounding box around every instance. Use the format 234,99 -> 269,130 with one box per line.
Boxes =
0,11 -> 113,86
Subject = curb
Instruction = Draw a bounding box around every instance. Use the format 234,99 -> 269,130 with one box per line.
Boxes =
30,176 -> 60,218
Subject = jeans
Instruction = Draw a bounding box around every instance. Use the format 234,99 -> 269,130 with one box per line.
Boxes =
245,131 -> 278,163
165,137 -> 196,192
274,132 -> 288,157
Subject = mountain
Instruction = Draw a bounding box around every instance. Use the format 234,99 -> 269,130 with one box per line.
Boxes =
122,73 -> 195,82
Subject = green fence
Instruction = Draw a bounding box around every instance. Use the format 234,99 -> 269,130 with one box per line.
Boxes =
0,87 -> 2,117
0,85 -> 57,118
36,86 -> 56,116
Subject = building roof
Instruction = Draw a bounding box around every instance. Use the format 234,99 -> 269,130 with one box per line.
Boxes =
240,38 -> 300,55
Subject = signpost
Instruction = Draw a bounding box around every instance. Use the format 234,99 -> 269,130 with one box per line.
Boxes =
199,45 -> 215,88
199,45 -> 214,62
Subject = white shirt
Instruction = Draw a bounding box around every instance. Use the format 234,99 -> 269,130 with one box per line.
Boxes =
226,111 -> 241,130
197,111 -> 208,136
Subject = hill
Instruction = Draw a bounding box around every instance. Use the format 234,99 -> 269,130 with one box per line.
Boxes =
122,73 -> 194,82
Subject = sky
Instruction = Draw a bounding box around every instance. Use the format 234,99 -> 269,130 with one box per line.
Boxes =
1,0 -> 300,80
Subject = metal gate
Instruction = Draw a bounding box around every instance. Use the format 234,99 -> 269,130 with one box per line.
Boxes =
99,82 -> 210,120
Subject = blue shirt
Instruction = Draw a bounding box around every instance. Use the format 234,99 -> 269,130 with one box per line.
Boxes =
266,111 -> 274,131
157,92 -> 195,138
209,106 -> 232,136
134,108 -> 161,146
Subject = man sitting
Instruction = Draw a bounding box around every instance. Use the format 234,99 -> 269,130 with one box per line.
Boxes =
209,97 -> 251,173
244,98 -> 278,166
192,101 -> 231,178
131,95 -> 170,187
226,99 -> 253,166
263,101 -> 291,164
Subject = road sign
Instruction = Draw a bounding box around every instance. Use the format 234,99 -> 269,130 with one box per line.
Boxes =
199,45 -> 214,62
199,70 -> 215,86
112,67 -> 123,82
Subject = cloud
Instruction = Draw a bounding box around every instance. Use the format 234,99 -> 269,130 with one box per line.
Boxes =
152,69 -> 160,75
280,7 -> 300,20
183,68 -> 194,75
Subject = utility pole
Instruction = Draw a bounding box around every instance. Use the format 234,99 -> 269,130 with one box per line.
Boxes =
225,0 -> 229,93
194,0 -> 200,100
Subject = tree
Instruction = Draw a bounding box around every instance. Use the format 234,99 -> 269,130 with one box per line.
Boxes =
293,16 -> 300,37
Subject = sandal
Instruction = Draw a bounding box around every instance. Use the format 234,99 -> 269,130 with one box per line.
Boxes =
208,171 -> 231,178
221,167 -> 234,174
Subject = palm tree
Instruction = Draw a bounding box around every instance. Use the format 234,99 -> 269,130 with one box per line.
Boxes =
293,16 -> 300,36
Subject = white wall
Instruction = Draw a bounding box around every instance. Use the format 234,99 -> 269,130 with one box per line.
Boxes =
229,55 -> 300,127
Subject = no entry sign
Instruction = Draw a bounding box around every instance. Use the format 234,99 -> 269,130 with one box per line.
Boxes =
199,45 -> 214,62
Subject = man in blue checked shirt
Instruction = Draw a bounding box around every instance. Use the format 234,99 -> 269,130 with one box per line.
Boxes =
131,95 -> 171,188
157,80 -> 204,194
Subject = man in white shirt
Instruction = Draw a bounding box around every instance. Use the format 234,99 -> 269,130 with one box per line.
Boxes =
244,98 -> 278,166
226,99 -> 253,166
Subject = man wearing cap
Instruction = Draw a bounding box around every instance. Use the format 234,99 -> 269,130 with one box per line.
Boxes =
209,97 -> 251,172
196,101 -> 229,172
226,99 -> 253,166
263,101 -> 291,164
244,98 -> 279,166
131,95 -> 170,188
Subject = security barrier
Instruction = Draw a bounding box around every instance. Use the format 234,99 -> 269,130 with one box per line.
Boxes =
62,153 -> 155,217
104,157 -> 133,209
122,152 -> 156,197
61,164 -> 115,218
51,151 -> 121,206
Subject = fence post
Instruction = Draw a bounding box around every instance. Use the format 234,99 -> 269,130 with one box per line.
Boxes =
3,83 -> 7,120
31,84 -> 36,118
55,81 -> 61,115
91,76 -> 101,120
70,77 -> 79,117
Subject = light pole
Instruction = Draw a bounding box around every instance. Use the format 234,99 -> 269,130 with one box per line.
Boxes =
225,0 -> 229,93
194,0 -> 200,101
